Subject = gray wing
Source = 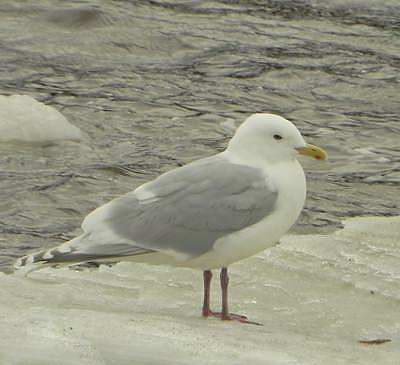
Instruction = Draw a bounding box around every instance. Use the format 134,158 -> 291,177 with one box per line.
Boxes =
80,154 -> 279,258
16,155 -> 279,267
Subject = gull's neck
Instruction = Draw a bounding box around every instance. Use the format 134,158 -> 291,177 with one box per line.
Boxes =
221,149 -> 297,171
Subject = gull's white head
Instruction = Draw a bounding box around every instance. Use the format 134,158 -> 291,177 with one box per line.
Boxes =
227,113 -> 326,163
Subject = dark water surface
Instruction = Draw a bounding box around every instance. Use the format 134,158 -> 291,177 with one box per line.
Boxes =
0,0 -> 400,272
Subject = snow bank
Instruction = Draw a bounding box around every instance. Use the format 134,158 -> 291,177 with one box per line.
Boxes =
1,216 -> 399,364
0,95 -> 82,143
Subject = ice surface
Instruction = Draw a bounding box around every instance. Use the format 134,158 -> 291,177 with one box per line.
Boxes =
0,95 -> 82,143
1,216 -> 399,365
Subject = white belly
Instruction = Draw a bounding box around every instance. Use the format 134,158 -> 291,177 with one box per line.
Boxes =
184,160 -> 306,269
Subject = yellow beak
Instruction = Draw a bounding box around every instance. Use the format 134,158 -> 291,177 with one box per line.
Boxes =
296,143 -> 327,160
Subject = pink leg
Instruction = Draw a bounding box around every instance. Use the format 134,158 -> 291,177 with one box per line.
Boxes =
202,270 -> 213,317
202,267 -> 262,326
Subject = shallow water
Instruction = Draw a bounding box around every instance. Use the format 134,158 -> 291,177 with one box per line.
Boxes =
1,0 -> 400,271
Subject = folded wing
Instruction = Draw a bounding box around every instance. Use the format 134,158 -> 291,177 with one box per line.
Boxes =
16,155 -> 279,267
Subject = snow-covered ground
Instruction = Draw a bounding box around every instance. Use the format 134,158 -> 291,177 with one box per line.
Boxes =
1,216 -> 399,365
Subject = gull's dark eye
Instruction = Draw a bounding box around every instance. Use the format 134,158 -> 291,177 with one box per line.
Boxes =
273,134 -> 283,140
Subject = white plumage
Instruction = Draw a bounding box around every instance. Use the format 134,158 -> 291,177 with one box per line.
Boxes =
15,113 -> 326,324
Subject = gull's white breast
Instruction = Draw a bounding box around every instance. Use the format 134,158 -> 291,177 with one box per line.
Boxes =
186,159 -> 306,269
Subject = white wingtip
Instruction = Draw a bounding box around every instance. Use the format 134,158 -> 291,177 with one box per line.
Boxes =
13,258 -> 46,278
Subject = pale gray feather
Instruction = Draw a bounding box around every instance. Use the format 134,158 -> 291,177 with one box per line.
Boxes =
90,155 -> 279,257
16,155 -> 279,267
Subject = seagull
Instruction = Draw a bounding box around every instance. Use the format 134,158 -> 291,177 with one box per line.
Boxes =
16,113 -> 327,325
